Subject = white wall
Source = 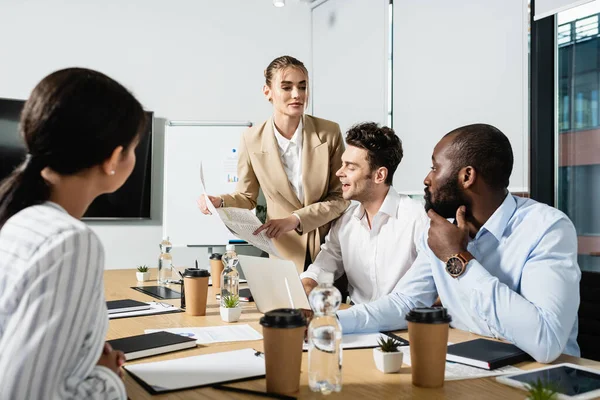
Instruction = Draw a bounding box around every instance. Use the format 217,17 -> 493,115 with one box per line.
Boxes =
0,0 -> 311,269
393,0 -> 529,194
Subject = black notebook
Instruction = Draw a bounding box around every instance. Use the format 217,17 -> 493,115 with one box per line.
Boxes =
215,288 -> 253,302
108,331 -> 197,361
446,338 -> 531,370
106,299 -> 151,314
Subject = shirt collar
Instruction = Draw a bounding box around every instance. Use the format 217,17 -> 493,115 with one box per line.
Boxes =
272,117 -> 303,152
475,193 -> 516,241
352,186 -> 400,221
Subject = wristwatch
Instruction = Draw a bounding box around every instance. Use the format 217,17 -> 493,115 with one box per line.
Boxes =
445,251 -> 474,278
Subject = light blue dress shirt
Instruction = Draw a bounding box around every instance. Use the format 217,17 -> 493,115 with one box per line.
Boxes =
337,194 -> 581,363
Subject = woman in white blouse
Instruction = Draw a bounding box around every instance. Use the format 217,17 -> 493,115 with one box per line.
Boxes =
198,56 -> 349,272
0,68 -> 147,399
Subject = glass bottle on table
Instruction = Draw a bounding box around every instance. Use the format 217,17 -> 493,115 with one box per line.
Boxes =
308,272 -> 343,394
158,236 -> 173,285
220,244 -> 239,306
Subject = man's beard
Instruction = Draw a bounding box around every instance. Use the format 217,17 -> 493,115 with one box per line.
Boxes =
424,177 -> 469,219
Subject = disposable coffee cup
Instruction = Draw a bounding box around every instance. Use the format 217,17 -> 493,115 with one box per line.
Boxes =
259,308 -> 306,394
209,253 -> 223,290
406,307 -> 452,388
183,268 -> 210,316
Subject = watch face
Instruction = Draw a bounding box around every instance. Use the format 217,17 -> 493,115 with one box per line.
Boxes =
446,257 -> 464,276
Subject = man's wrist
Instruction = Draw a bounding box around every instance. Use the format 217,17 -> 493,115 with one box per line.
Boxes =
292,213 -> 302,233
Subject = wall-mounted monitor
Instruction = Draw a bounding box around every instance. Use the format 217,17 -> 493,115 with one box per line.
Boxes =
0,97 -> 153,220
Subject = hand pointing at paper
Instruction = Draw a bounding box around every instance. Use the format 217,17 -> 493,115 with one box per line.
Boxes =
253,215 -> 300,239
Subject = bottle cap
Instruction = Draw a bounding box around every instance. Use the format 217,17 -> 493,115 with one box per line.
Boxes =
319,271 -> 334,284
259,308 -> 306,328
183,268 -> 210,278
405,307 -> 452,324
226,244 -> 235,252
209,253 -> 223,260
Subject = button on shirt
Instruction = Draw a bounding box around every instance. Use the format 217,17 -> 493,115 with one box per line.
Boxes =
337,194 -> 581,363
300,187 -> 428,304
272,118 -> 303,204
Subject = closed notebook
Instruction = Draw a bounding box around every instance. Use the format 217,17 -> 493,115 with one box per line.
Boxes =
106,299 -> 151,314
107,331 -> 197,361
446,338 -> 531,370
215,288 -> 253,302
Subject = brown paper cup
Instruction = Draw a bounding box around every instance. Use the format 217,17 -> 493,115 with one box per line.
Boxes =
209,259 -> 224,290
262,326 -> 305,394
184,276 -> 209,316
408,321 -> 449,388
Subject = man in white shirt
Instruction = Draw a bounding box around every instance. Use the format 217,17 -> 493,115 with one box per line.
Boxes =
300,122 -> 427,304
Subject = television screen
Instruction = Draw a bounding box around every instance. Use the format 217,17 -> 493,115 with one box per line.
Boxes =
0,97 -> 153,219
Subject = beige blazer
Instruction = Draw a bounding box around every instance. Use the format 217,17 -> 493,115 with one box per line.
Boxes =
220,114 -> 350,272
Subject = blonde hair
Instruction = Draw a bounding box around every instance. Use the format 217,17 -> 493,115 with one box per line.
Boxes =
264,56 -> 310,106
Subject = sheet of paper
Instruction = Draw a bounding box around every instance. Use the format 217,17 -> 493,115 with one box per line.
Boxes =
399,345 -> 522,381
144,324 -> 263,345
108,302 -> 180,319
216,207 -> 282,258
303,332 -> 387,351
199,162 -> 281,258
124,348 -> 265,393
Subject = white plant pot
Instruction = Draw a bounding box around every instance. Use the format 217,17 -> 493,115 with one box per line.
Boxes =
220,306 -> 242,322
136,272 -> 150,282
373,347 -> 404,373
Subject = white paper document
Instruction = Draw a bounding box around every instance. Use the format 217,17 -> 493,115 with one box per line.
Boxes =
199,163 -> 282,258
144,324 -> 263,345
124,348 -> 265,393
108,302 -> 180,320
303,333 -> 389,351
399,346 -> 522,381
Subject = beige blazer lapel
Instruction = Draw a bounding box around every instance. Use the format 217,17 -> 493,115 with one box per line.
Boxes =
253,118 -> 303,210
302,116 -> 330,206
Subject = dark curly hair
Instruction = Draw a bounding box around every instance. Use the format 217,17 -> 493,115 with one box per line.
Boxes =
345,122 -> 403,185
445,123 -> 513,190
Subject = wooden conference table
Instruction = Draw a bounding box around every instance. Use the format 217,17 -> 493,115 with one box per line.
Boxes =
105,269 -> 600,399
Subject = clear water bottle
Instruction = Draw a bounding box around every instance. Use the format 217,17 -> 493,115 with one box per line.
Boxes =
308,272 -> 343,394
220,244 -> 239,306
158,237 -> 173,285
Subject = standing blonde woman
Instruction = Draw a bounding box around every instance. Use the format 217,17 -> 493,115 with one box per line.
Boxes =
198,56 -> 349,272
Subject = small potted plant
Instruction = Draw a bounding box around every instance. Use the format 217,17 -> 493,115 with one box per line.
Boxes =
136,265 -> 150,282
373,336 -> 404,373
526,379 -> 558,400
220,294 -> 242,323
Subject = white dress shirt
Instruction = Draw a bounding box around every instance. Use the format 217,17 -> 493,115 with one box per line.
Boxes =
337,194 -> 581,363
0,202 -> 126,400
272,117 -> 304,204
300,187 -> 428,304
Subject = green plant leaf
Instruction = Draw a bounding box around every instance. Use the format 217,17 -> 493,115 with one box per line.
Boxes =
377,336 -> 401,352
222,294 -> 240,308
526,378 -> 559,400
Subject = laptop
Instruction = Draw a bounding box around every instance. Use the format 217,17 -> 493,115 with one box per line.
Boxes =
237,255 -> 311,313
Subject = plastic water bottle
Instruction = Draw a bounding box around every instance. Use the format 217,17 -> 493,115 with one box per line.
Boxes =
308,272 -> 343,394
157,236 -> 173,285
220,244 -> 239,306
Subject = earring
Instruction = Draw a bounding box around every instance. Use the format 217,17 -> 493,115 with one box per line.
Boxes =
110,170 -> 115,175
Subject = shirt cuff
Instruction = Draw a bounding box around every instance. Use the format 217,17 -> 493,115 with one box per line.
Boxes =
299,270 -> 319,283
292,213 -> 303,234
457,259 -> 493,300
336,309 -> 357,334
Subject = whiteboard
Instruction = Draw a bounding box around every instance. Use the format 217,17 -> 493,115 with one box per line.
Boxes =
163,121 -> 252,247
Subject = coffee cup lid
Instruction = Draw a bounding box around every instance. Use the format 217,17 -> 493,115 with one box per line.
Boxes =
259,308 -> 306,328
209,253 -> 222,260
183,268 -> 210,278
405,307 -> 452,324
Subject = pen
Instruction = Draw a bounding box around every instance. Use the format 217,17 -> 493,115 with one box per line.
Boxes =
195,260 -> 199,269
212,385 -> 296,400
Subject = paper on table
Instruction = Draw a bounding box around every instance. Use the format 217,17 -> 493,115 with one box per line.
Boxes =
144,324 -> 263,345
108,302 -> 180,319
199,163 -> 282,258
303,332 -> 387,351
399,345 -> 522,381
124,348 -> 265,393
